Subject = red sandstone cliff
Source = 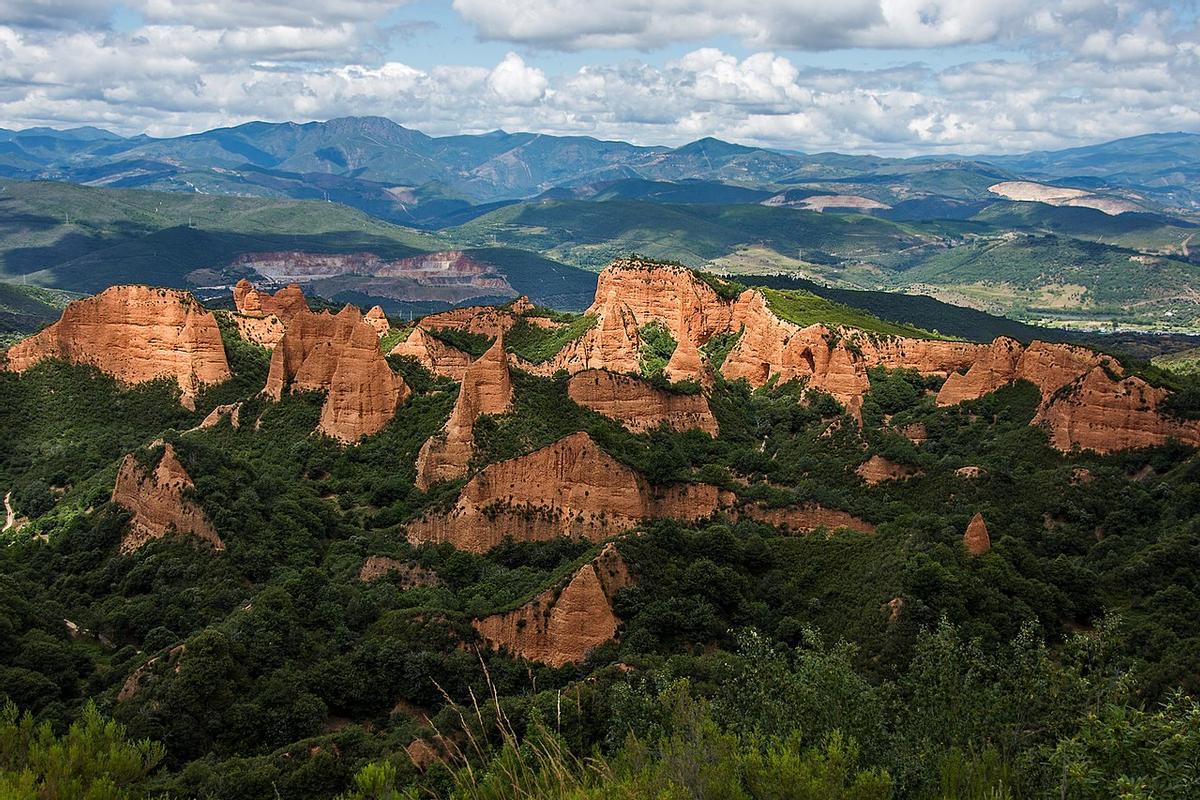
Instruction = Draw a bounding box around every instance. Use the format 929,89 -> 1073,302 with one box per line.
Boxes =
1033,368 -> 1200,453
739,503 -> 874,534
416,337 -> 514,489
935,338 -> 1106,406
265,306 -> 409,442
567,369 -> 718,435
364,306 -> 390,337
473,543 -> 632,666
407,431 -> 729,553
111,444 -> 223,554
3,285 -> 230,409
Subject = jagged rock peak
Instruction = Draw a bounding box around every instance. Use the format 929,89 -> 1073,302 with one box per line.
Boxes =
264,307 -> 409,443
2,285 -> 230,410
963,512 -> 991,557
473,542 -> 632,666
415,335 -> 514,490
111,443 -> 223,554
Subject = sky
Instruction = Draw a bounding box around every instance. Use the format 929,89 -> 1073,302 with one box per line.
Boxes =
0,0 -> 1198,154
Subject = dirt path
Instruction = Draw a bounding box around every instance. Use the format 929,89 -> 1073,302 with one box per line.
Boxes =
3,491 -> 14,533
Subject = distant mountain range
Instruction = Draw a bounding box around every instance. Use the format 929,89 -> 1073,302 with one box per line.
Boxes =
2,118 -> 1197,227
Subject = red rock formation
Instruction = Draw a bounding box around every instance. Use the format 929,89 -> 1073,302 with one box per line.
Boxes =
663,335 -> 713,387
407,432 -> 728,553
473,543 -> 632,666
198,403 -> 240,429
233,279 -> 308,322
265,306 -> 409,443
740,503 -> 874,534
358,556 -> 441,587
229,312 -> 286,349
364,306 -> 390,337
111,444 -> 223,554
856,455 -> 921,485
567,369 -> 719,435
1033,368 -> 1200,453
936,338 -> 1104,406
389,327 -> 473,380
118,644 -> 186,702
588,259 -> 734,345
900,422 -> 928,445
419,304 -> 519,338
3,285 -> 230,409
955,466 -> 984,479
416,337 -> 514,490
963,512 -> 991,556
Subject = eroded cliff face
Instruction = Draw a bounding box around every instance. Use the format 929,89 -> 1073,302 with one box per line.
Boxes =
722,291 -> 978,415
364,306 -> 390,337
935,338 -> 1105,406
567,369 -> 718,435
229,313 -> 287,349
416,337 -> 514,490
1033,368 -> 1200,453
389,327 -> 473,380
112,443 -> 223,554
233,279 -> 309,322
856,455 -> 921,485
418,304 -> 520,338
407,431 -> 729,553
587,260 -> 735,345
3,285 -> 230,409
473,543 -> 632,666
265,306 -> 409,442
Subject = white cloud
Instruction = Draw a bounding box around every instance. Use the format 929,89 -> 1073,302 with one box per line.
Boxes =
487,52 -> 548,105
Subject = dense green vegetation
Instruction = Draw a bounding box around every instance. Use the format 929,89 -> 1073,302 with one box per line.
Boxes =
0,282 -> 80,344
2,294 -> 1200,798
504,314 -> 597,363
762,288 -> 947,339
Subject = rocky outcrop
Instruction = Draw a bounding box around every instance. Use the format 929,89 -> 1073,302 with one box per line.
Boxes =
198,403 -> 240,429
229,313 -> 286,349
418,304 -> 519,338
112,444 -> 223,554
473,543 -> 632,666
856,455 -> 921,485
265,306 -> 409,443
963,512 -> 991,556
364,306 -> 390,337
588,260 -> 735,345
389,327 -> 473,380
406,432 -> 728,553
118,644 -> 186,702
936,339 -> 1105,406
740,503 -> 874,534
567,370 -> 718,435
233,279 -> 308,322
955,466 -> 984,479
415,337 -> 514,490
3,285 -> 230,409
358,556 -> 441,587
1033,368 -> 1200,453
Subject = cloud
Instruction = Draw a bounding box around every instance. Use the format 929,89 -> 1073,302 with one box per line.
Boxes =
487,53 -> 548,105
0,1 -> 1196,155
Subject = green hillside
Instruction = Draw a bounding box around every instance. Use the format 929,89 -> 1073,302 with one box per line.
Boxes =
450,199 -> 939,271
0,180 -> 443,291
0,282 -> 80,344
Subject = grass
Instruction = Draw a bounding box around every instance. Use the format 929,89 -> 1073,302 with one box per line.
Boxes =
505,314 -> 597,363
760,288 -> 949,339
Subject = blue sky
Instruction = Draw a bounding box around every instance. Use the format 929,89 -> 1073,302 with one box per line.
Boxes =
1,0 -> 1197,154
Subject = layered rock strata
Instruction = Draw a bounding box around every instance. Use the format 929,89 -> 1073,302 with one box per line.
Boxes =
473,543 -> 632,666
3,285 -> 230,409
112,444 -> 223,554
566,369 -> 718,435
265,306 -> 409,442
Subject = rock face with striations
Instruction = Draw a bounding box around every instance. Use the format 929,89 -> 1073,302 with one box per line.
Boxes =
416,336 -> 514,490
406,431 -> 730,553
3,285 -> 230,409
473,543 -> 632,666
935,338 -> 1105,406
364,306 -> 390,337
567,369 -> 718,435
112,443 -> 223,554
265,306 -> 409,443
